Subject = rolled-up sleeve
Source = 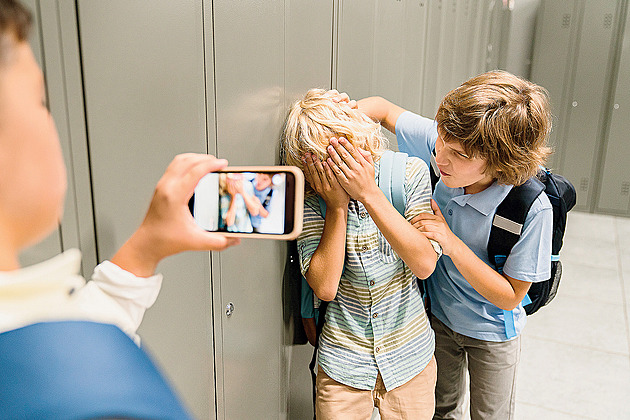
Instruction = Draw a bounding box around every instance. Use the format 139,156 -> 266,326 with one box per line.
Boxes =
297,195 -> 325,278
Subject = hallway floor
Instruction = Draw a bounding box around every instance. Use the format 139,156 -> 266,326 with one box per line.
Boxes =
513,211 -> 630,419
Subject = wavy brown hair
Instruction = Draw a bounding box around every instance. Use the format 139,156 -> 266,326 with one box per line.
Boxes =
435,70 -> 552,186
0,0 -> 31,60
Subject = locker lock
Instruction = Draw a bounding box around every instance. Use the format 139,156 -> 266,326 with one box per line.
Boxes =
225,302 -> 235,317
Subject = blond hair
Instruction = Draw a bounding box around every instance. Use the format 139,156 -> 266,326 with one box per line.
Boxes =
282,89 -> 387,175
435,70 -> 552,186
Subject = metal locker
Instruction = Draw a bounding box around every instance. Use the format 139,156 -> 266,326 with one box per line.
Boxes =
451,0 -> 475,86
421,0 -> 445,117
434,0 -> 458,108
211,0 -> 288,418
530,0 -> 580,172
400,0 -> 429,115
76,2 -> 214,418
336,0 -> 377,101
597,5 -> 630,214
560,0 -> 620,210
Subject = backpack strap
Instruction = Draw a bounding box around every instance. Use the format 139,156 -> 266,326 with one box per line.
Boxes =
487,176 -> 545,338
429,148 -> 440,191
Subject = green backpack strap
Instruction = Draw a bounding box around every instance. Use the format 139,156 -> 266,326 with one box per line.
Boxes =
317,150 -> 407,217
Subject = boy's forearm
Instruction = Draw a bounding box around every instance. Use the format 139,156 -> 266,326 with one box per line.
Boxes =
362,191 -> 437,279
357,96 -> 406,134
447,239 -> 530,310
306,207 -> 348,301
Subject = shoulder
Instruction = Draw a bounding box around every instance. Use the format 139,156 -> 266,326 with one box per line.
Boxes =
404,155 -> 430,179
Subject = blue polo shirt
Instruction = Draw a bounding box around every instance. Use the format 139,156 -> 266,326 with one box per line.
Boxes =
395,111 -> 552,341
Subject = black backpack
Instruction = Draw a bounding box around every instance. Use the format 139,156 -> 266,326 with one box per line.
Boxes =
487,169 -> 576,314
429,150 -> 577,316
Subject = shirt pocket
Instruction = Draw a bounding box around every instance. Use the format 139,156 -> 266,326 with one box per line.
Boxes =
378,232 -> 399,264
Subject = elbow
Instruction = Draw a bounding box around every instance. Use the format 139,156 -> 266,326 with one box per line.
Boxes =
498,299 -> 521,312
314,286 -> 337,302
412,263 -> 435,280
412,259 -> 437,280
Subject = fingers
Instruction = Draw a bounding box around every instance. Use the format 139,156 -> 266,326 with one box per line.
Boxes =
303,153 -> 329,193
326,138 -> 357,176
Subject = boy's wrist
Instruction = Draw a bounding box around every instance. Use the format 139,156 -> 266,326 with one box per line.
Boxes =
111,228 -> 162,278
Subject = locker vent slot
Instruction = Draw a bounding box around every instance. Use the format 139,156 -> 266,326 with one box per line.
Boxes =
580,177 -> 589,192
562,14 -> 571,29
604,14 -> 613,29
621,182 -> 630,196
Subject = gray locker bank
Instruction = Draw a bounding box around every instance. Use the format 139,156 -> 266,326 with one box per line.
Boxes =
21,0 -> 630,419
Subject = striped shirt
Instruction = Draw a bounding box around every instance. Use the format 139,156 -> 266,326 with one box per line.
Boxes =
297,156 -> 436,391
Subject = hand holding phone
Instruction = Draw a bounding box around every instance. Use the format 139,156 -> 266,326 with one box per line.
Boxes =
189,166 -> 304,240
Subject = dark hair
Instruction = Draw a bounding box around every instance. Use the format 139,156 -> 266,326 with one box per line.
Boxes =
0,0 -> 32,55
435,70 -> 552,186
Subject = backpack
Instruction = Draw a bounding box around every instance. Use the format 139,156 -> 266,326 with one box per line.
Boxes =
285,150 -> 408,418
429,150 -> 577,324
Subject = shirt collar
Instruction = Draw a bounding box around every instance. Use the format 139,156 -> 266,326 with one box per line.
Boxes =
0,249 -> 84,300
442,181 -> 513,216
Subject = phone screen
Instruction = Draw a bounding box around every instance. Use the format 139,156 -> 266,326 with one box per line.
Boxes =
189,170 -> 297,235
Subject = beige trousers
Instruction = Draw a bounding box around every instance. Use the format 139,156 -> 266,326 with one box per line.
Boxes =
316,356 -> 437,420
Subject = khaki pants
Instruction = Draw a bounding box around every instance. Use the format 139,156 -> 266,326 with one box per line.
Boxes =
316,356 -> 437,420
431,315 -> 521,420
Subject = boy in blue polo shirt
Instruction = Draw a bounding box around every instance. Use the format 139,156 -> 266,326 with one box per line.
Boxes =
356,71 -> 553,420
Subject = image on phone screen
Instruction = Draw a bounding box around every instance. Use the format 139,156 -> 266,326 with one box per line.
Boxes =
190,171 -> 296,235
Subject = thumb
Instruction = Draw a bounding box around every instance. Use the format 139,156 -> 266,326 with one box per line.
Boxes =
431,199 -> 443,216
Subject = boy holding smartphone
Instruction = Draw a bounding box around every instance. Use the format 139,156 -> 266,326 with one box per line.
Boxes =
0,0 -> 238,415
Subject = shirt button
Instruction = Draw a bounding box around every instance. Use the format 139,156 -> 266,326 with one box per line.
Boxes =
370,280 -> 375,286
448,209 -> 453,216
360,212 -> 367,219
373,313 -> 378,318
375,347 -> 381,353
362,245 -> 368,251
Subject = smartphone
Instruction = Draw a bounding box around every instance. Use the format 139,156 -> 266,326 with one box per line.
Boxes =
189,166 -> 304,240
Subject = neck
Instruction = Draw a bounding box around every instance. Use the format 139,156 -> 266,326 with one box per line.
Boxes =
464,177 -> 495,195
0,225 -> 21,271
0,248 -> 20,271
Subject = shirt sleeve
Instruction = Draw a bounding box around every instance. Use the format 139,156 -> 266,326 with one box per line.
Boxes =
502,194 -> 553,283
297,195 -> 325,278
73,261 -> 163,343
403,157 -> 442,256
395,110 -> 439,167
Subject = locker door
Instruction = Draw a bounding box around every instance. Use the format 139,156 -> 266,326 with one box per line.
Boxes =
597,6 -> 630,214
561,0 -> 619,210
530,0 -> 580,172
421,0 -> 445,116
76,2 -> 213,418
336,0 -> 377,100
210,1 -> 287,418
337,0 -> 428,115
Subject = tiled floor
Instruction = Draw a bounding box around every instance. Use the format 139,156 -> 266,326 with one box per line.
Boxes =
514,211 -> 630,419
370,211 -> 630,419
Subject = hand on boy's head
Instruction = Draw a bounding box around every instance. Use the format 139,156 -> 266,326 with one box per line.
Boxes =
324,89 -> 357,109
111,154 -> 239,277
